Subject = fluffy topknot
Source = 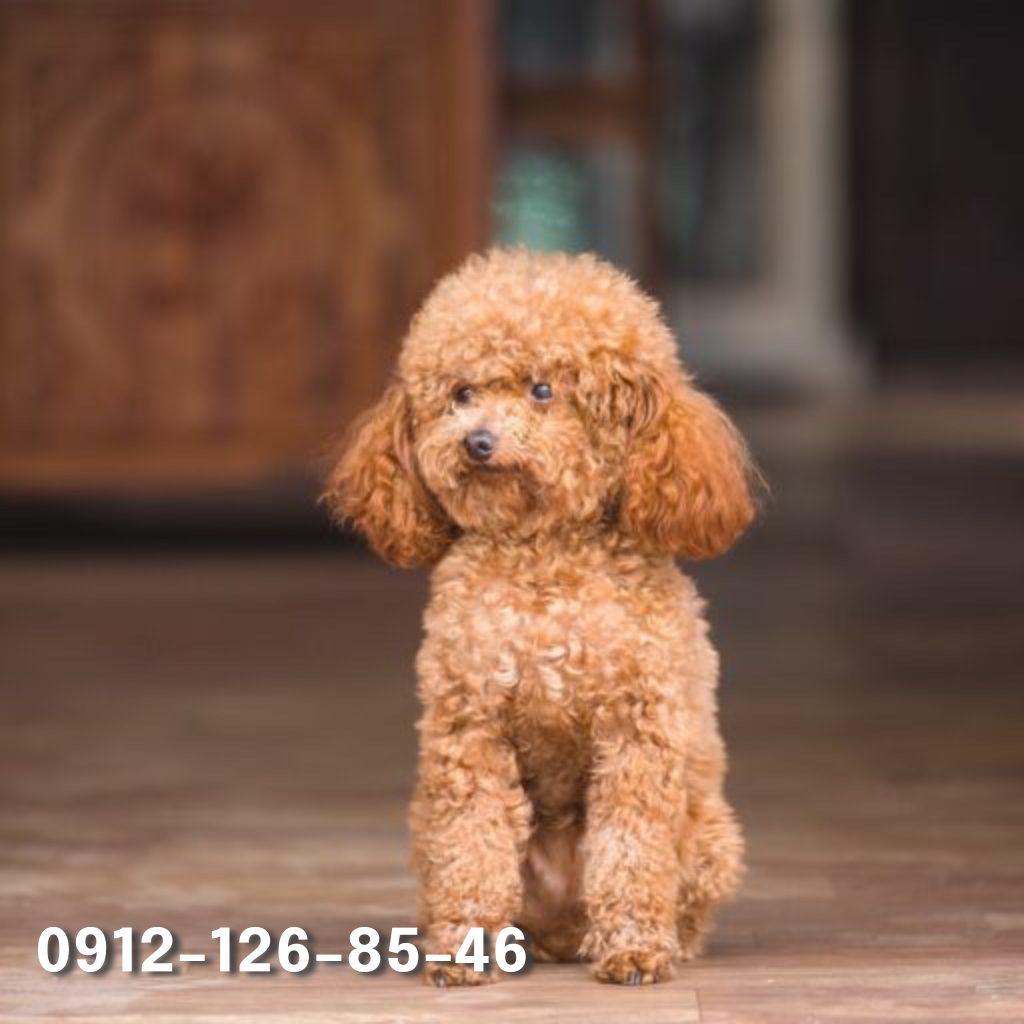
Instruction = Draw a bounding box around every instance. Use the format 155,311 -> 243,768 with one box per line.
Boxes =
399,248 -> 679,398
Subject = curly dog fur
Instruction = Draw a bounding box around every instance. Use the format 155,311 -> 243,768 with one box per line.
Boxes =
324,249 -> 757,985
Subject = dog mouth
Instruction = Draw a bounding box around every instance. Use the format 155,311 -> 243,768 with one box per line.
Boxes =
462,449 -> 561,496
459,452 -> 517,477
458,456 -> 540,496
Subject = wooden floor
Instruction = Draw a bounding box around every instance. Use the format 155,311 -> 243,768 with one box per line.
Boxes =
2,396 -> 1023,1022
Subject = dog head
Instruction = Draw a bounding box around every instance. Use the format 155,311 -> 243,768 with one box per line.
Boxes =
324,248 -> 759,566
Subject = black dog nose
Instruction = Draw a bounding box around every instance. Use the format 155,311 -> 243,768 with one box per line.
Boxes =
464,428 -> 496,462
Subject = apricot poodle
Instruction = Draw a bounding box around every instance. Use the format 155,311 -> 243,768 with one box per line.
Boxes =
324,248 -> 758,986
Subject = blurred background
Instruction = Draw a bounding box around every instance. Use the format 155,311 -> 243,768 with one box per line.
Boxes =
2,0 -> 1022,533
1,1 -> 1022,1019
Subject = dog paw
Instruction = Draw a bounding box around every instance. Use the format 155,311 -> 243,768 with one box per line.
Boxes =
423,960 -> 496,988
593,948 -> 673,986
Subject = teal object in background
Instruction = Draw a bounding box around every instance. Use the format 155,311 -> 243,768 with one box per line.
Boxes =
495,149 -> 589,255
495,144 -> 639,273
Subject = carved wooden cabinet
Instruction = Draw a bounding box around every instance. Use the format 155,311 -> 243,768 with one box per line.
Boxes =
0,0 -> 489,488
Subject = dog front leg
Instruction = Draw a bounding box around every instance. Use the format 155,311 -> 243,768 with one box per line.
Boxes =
580,724 -> 686,985
411,714 -> 531,986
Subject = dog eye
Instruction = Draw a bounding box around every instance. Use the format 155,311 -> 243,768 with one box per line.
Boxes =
530,382 -> 553,402
453,386 -> 474,406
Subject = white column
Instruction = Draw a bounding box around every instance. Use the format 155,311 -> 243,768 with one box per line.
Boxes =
668,0 -> 865,391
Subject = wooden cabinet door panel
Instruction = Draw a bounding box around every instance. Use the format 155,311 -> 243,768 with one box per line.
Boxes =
0,0 -> 489,487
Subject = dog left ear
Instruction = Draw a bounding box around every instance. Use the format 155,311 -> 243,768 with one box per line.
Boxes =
619,368 -> 758,559
322,384 -> 454,568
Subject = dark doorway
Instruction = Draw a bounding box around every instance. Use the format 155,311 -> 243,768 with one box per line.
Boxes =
848,0 -> 1024,374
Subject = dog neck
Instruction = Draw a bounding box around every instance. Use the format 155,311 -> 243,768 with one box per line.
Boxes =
448,520 -> 651,565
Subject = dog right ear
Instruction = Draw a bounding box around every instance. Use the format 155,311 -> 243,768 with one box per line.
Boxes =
322,385 -> 454,568
618,367 -> 758,560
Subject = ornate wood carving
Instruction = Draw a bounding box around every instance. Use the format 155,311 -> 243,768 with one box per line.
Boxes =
0,0 -> 489,486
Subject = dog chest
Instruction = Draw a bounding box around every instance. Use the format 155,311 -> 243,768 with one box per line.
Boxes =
431,572 -> 636,708
420,545 -> 700,716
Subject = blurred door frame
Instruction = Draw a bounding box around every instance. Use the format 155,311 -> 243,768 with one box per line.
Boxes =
848,0 -> 1024,375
